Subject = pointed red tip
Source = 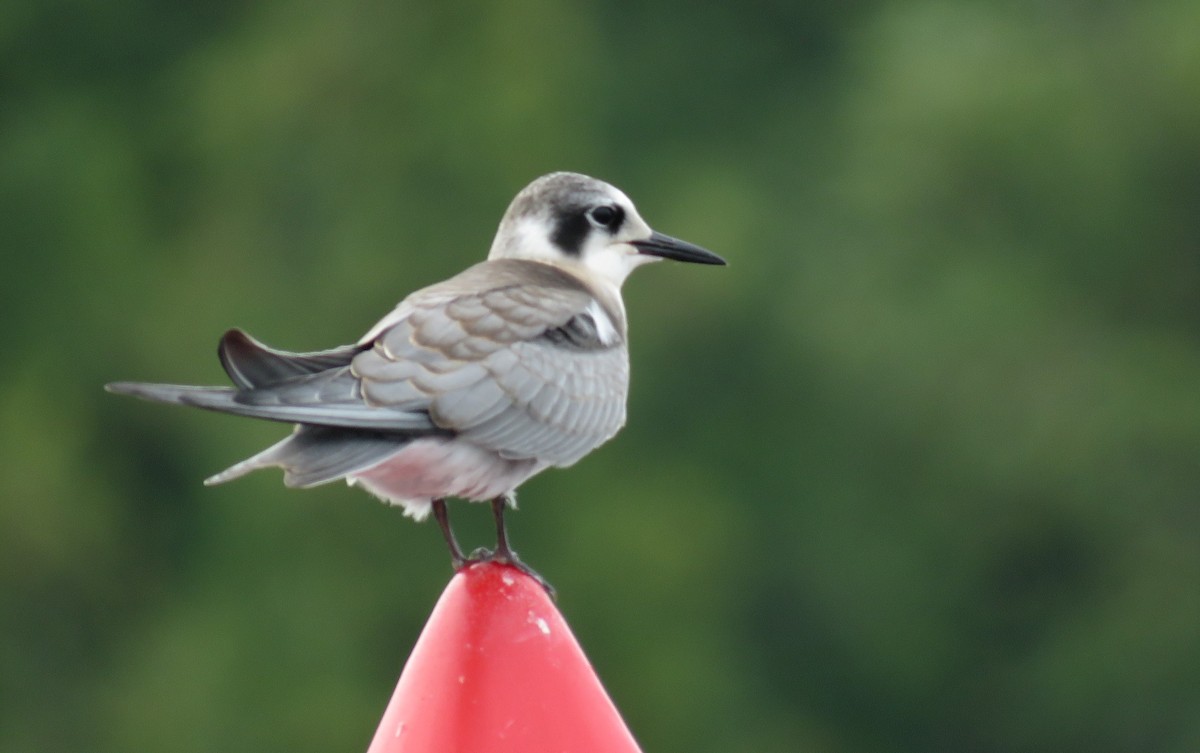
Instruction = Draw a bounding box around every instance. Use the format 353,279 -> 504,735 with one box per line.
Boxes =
366,562 -> 643,753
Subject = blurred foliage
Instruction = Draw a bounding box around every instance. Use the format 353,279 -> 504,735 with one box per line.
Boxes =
2,0 -> 1199,751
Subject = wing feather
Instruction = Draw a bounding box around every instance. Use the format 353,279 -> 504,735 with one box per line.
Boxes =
111,259 -> 630,490
218,328 -> 362,389
352,259 -> 629,466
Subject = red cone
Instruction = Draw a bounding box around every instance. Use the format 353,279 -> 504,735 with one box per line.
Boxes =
366,562 -> 644,753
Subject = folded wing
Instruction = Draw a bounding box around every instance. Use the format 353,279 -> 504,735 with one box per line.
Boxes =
354,259 -> 630,467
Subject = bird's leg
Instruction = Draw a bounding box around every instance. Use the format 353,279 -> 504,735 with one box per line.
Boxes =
432,498 -> 467,570
479,494 -> 555,599
491,493 -> 517,562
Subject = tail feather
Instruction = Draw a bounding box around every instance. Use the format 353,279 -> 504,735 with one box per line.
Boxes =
205,425 -> 408,488
204,433 -> 293,485
104,380 -> 441,431
105,382 -> 234,405
107,333 -> 439,489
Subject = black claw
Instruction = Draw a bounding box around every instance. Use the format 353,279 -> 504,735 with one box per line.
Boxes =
463,549 -> 556,600
468,546 -> 495,561
431,496 -> 555,598
485,494 -> 555,597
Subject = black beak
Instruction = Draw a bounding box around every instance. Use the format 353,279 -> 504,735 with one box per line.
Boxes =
631,231 -> 727,266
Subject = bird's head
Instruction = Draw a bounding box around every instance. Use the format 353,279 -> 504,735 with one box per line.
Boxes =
487,172 -> 726,288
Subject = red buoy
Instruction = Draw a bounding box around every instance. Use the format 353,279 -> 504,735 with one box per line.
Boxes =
366,562 -> 644,753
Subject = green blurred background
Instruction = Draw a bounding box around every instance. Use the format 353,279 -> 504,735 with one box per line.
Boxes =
3,1 -> 1199,751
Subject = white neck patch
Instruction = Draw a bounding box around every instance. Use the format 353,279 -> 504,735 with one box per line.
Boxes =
585,299 -> 621,346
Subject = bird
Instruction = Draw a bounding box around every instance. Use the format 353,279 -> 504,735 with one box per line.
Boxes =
107,171 -> 726,586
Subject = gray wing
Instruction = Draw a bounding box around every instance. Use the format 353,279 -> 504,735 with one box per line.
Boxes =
353,262 -> 630,467
105,372 -> 442,432
107,327 -> 437,432
108,259 -> 629,484
106,327 -> 444,487
217,328 -> 363,389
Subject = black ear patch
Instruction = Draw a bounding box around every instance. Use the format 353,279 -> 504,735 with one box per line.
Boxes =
550,210 -> 591,256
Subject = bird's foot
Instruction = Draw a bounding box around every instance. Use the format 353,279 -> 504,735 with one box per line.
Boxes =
462,547 -> 556,600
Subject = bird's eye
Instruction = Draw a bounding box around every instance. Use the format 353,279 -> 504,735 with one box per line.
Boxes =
586,205 -> 623,230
